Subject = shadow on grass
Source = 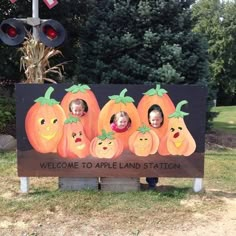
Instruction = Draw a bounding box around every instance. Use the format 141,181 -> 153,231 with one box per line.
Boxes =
213,121 -> 236,133
28,184 -> 190,198
207,189 -> 236,199
140,183 -> 190,196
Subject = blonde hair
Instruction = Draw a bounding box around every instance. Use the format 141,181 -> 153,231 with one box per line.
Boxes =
113,111 -> 130,122
69,99 -> 87,111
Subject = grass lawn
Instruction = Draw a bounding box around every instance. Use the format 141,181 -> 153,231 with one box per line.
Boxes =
211,106 -> 236,134
0,106 -> 236,233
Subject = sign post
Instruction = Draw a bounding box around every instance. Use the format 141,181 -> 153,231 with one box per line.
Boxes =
20,0 -> 40,193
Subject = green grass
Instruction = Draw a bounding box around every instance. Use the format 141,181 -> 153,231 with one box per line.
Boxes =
211,106 -> 236,134
0,149 -> 235,218
1,107 -> 236,220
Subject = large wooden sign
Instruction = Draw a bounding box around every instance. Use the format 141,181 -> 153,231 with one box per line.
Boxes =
16,84 -> 207,178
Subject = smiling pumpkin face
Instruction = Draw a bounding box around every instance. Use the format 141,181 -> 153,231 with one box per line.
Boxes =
90,130 -> 123,159
165,100 -> 196,156
25,87 -> 66,154
166,118 -> 196,156
129,125 -> 159,157
36,105 -> 64,140
57,116 -> 90,158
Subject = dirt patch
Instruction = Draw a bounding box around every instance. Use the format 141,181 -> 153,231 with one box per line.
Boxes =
205,130 -> 236,150
0,192 -> 236,236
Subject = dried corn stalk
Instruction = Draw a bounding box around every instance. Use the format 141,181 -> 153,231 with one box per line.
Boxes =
19,33 -> 67,84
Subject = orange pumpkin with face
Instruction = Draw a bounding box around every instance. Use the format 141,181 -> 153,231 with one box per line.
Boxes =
90,129 -> 123,159
129,125 -> 159,157
137,85 -> 176,155
60,84 -> 100,141
163,100 -> 196,156
57,116 -> 90,158
25,86 -> 66,153
98,89 -> 141,149
137,84 -> 175,139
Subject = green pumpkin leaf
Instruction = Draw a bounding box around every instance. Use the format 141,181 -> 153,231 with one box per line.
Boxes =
143,84 -> 167,97
137,124 -> 151,134
98,129 -> 115,140
65,84 -> 91,94
64,115 -> 80,124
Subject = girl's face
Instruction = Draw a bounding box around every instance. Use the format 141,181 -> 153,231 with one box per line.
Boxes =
116,116 -> 129,129
149,111 -> 163,128
71,104 -> 85,117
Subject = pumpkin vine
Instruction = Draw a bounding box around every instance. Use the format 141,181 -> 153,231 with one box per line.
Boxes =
65,84 -> 91,94
98,129 -> 115,140
143,84 -> 167,97
168,100 -> 189,118
34,86 -> 59,106
108,88 -> 134,104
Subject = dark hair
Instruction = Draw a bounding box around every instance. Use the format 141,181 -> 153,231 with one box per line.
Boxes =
148,104 -> 164,126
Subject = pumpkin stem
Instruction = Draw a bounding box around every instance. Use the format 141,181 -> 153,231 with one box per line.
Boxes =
120,88 -> 127,97
45,86 -> 54,99
108,88 -> 134,104
34,86 -> 59,106
168,100 -> 189,118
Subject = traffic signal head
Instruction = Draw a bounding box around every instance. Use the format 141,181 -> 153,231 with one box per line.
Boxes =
0,18 -> 26,46
39,19 -> 66,47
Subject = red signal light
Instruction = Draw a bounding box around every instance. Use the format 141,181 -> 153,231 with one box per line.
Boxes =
39,19 -> 66,47
2,24 -> 17,38
7,26 -> 17,38
43,25 -> 58,40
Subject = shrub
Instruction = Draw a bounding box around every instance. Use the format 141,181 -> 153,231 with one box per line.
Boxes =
0,96 -> 15,133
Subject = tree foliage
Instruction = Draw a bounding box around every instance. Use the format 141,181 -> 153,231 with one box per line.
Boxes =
192,0 -> 236,105
75,0 -> 209,87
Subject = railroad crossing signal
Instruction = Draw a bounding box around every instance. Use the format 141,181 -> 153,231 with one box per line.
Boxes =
0,18 -> 25,46
0,18 -> 66,47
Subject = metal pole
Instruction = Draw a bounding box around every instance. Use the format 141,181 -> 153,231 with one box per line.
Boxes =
20,0 -> 40,193
32,0 -> 39,39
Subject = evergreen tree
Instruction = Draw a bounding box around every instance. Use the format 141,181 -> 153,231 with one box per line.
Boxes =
75,0 -> 209,87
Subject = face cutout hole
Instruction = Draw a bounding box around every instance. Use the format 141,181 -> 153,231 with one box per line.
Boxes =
69,99 -> 88,117
148,104 -> 164,128
110,111 -> 131,133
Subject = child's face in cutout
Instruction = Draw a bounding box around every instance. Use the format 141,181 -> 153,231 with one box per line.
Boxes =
71,104 -> 85,117
116,116 -> 128,129
149,111 -> 163,128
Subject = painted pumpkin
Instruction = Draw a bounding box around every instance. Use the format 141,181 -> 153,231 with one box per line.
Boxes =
25,86 -> 66,153
57,116 -> 90,158
137,84 -> 176,155
137,84 -> 175,138
163,100 -> 196,156
60,84 -> 100,141
90,129 -> 123,159
97,88 -> 141,149
129,125 -> 159,157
